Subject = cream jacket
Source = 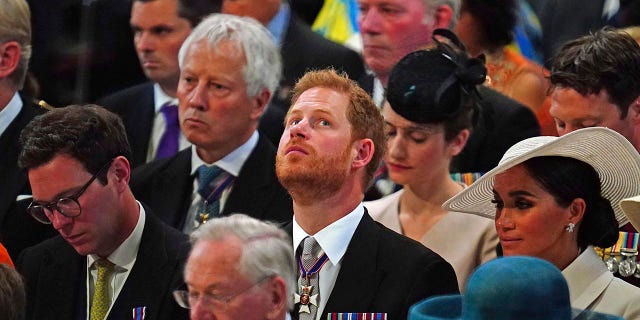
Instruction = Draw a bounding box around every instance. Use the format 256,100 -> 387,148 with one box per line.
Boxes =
564,246 -> 640,319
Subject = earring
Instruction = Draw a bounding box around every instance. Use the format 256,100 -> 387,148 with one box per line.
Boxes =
566,222 -> 575,233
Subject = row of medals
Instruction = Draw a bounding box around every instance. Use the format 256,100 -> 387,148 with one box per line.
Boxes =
605,248 -> 640,277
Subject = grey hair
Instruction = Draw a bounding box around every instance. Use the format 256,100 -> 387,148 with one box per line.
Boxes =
0,263 -> 26,320
178,13 -> 282,100
0,0 -> 31,90
423,0 -> 461,28
190,214 -> 295,310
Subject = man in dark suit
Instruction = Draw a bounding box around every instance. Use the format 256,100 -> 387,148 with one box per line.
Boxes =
0,0 -> 56,260
357,0 -> 540,175
277,69 -> 459,320
16,105 -> 189,320
130,14 -> 293,234
97,0 -> 218,168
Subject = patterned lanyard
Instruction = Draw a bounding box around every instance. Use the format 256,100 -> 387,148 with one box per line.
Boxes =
298,251 -> 329,284
202,174 -> 235,205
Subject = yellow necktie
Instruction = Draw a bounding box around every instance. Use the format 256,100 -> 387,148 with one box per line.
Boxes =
90,259 -> 115,320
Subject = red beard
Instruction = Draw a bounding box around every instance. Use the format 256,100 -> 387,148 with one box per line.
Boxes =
276,138 -> 352,205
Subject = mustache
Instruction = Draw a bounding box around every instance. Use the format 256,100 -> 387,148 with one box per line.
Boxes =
282,137 -> 315,153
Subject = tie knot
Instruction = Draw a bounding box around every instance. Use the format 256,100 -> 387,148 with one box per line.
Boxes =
197,165 -> 226,196
300,237 -> 322,267
160,103 -> 179,125
95,259 -> 115,271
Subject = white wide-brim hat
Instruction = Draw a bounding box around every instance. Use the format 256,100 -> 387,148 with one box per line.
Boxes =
443,127 -> 640,227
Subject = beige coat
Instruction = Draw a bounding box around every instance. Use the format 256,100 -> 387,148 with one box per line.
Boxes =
364,190 -> 498,292
564,246 -> 640,319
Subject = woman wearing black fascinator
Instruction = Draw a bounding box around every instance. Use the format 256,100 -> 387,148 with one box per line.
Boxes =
365,29 -> 498,292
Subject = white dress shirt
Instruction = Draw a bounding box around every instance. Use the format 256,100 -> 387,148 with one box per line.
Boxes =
0,92 -> 22,137
183,131 -> 259,234
86,202 -> 146,319
146,83 -> 190,162
292,204 -> 365,320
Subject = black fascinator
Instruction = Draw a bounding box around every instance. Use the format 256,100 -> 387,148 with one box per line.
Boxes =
386,29 -> 487,125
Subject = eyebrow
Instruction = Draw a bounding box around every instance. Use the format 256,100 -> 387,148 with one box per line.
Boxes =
286,108 -> 336,120
32,186 -> 83,204
384,121 -> 438,132
492,189 -> 537,198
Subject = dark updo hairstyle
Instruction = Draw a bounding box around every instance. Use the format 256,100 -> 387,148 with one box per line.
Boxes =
386,29 -> 487,142
523,156 -> 619,249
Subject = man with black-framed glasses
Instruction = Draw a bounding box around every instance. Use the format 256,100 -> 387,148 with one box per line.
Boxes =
16,105 -> 190,320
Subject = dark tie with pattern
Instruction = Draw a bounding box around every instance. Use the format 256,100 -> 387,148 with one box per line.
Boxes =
196,165 -> 233,225
156,103 -> 180,159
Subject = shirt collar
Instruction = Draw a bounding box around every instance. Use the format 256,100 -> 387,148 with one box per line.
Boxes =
0,92 -> 23,137
292,203 -> 365,265
190,131 -> 259,177
153,83 -> 178,112
88,201 -> 146,270
267,3 -> 290,46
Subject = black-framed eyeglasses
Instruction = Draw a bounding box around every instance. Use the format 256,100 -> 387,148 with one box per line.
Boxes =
26,160 -> 113,224
173,275 -> 274,310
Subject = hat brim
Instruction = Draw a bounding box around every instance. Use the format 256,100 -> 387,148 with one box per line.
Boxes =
443,127 -> 640,227
409,295 -> 622,320
620,195 -> 640,231
409,295 -> 462,320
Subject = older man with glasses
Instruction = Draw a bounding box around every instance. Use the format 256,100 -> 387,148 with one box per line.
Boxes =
175,214 -> 295,320
16,105 -> 190,320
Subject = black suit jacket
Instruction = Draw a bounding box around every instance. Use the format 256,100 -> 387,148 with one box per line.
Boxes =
130,135 -> 293,229
97,82 -> 156,169
287,212 -> 459,320
358,75 -> 540,173
0,94 -> 57,260
17,208 -> 190,320
451,86 -> 541,173
280,14 -> 365,93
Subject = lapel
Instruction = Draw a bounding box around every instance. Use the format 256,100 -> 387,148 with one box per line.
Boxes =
0,96 -> 44,220
147,150 -> 194,229
280,16 -> 304,89
126,84 -> 155,168
108,213 -> 171,318
223,136 -> 277,219
322,212 -> 383,317
34,239 -> 86,319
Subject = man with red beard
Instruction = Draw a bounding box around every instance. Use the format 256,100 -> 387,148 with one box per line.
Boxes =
276,69 -> 459,320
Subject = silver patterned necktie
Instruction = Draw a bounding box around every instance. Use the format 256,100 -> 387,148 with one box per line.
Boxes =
296,236 -> 325,320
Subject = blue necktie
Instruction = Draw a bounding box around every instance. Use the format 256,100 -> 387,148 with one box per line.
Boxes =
196,165 -> 232,223
156,103 -> 180,159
